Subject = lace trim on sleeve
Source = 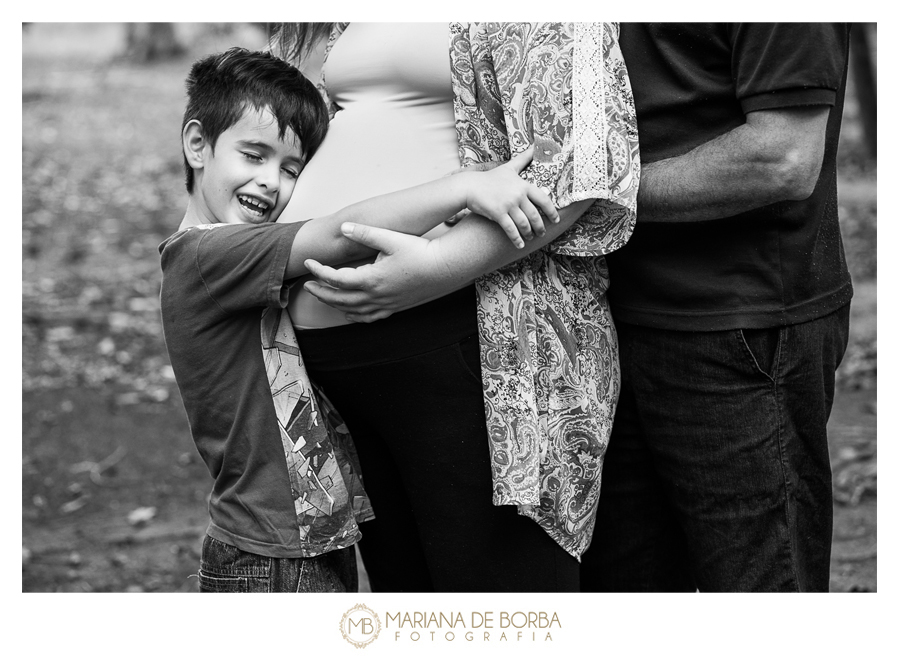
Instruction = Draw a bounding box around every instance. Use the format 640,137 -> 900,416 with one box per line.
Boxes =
573,22 -> 607,198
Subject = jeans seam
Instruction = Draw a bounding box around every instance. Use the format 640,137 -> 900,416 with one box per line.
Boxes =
770,328 -> 801,592
296,560 -> 306,593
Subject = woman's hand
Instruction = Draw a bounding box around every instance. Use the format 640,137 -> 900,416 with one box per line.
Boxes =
462,147 -> 558,248
302,223 -> 467,322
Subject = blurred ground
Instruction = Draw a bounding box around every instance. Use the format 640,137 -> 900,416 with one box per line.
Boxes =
21,23 -> 877,592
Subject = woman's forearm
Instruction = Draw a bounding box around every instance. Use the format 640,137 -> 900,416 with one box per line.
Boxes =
429,198 -> 594,285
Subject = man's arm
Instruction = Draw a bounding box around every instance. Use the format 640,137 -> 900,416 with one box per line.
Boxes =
637,105 -> 830,222
283,148 -> 556,278
302,198 -> 595,322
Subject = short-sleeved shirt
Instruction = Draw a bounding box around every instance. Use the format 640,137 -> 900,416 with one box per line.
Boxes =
159,222 -> 373,558
605,23 -> 853,330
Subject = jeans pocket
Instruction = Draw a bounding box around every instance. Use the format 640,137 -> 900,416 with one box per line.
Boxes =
739,326 -> 782,380
199,535 -> 271,592
198,571 -> 270,593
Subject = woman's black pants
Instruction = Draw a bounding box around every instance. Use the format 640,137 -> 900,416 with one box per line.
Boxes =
296,286 -> 579,592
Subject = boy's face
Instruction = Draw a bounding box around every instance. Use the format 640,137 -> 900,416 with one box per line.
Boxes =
192,108 -> 304,225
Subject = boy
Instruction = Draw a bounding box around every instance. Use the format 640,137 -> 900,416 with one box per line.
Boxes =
159,47 -> 558,592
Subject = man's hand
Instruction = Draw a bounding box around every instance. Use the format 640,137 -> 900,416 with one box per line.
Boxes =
302,223 -> 463,323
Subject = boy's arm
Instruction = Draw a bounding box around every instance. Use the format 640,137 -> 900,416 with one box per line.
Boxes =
283,149 -> 556,278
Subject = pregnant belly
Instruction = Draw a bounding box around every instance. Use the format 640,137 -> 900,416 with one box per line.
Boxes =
289,283 -> 358,329
283,101 -> 459,329
286,101 -> 460,218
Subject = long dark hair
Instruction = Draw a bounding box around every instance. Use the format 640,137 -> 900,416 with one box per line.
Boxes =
269,23 -> 337,65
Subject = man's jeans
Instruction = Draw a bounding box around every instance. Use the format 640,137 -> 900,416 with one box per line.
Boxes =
581,304 -> 850,592
198,535 -> 358,592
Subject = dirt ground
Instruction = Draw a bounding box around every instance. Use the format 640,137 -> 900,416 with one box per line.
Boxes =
21,23 -> 877,593
21,380 -> 876,594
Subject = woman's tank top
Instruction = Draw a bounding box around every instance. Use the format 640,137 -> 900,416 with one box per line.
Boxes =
282,23 -> 459,328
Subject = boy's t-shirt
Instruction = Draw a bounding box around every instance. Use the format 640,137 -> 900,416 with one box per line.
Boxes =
159,221 -> 373,558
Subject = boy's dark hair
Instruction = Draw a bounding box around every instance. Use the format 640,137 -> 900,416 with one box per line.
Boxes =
182,47 -> 328,193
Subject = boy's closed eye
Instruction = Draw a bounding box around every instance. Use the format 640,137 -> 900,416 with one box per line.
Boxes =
241,150 -> 301,179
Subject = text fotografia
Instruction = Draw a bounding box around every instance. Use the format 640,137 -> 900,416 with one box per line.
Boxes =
387,611 -> 561,642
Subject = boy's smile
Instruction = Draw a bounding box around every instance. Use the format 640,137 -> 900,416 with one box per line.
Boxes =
190,108 -> 304,226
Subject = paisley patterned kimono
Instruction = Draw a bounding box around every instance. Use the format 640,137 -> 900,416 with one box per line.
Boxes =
311,22 -> 639,559
449,23 -> 639,559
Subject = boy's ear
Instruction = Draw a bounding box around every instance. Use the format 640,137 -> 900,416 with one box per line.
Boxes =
182,120 -> 207,171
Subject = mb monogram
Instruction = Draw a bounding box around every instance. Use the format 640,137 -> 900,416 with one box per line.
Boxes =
340,604 -> 382,648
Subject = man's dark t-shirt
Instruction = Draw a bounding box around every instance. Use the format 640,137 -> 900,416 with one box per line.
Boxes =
607,23 -> 853,330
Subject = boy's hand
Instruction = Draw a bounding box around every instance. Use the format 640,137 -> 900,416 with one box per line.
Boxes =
463,146 -> 559,248
443,160 -> 502,227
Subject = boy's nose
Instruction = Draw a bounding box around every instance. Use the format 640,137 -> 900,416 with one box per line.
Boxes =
255,165 -> 280,193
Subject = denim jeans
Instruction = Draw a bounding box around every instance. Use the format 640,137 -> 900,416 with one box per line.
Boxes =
198,535 -> 358,592
580,304 -> 850,592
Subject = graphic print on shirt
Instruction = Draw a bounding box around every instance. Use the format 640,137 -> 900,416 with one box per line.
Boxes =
261,307 -> 373,556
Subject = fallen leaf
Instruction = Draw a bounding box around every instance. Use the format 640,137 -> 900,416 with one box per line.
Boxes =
148,387 -> 169,402
127,506 -> 157,526
116,392 -> 140,406
128,297 -> 158,313
47,326 -> 75,342
60,498 -> 88,514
